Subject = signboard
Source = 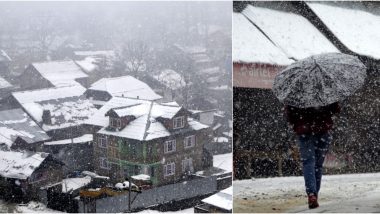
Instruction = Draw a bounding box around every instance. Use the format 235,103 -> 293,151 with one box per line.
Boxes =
233,63 -> 285,89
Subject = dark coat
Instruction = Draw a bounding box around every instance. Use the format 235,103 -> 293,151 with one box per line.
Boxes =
285,102 -> 340,135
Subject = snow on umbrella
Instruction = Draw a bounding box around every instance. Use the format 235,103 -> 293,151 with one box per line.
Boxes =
272,53 -> 367,108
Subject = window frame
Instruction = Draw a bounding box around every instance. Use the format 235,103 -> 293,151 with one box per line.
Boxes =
99,157 -> 109,169
173,116 -> 185,129
98,136 -> 107,148
184,135 -> 196,149
164,139 -> 176,153
164,162 -> 175,177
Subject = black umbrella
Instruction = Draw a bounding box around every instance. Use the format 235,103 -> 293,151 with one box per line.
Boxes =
272,53 -> 367,108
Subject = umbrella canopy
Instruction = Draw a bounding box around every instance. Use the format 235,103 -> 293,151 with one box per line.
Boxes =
272,53 -> 367,108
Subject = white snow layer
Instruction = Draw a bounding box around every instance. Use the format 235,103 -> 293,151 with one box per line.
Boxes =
97,101 -> 208,141
62,176 -> 92,193
202,186 -> 232,211
32,60 -> 88,87
233,12 -> 292,65
89,76 -> 162,101
242,6 -> 340,60
0,77 -> 12,89
234,173 -> 380,213
308,2 -> 380,59
44,134 -> 93,146
0,151 -> 48,179
213,153 -> 232,172
12,85 -> 96,131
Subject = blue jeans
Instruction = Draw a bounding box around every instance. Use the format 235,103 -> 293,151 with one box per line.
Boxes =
298,133 -> 332,195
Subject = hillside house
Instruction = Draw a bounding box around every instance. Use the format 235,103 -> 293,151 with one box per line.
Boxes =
85,76 -> 162,108
0,108 -> 50,151
89,97 -> 212,186
19,60 -> 89,90
0,150 -> 63,201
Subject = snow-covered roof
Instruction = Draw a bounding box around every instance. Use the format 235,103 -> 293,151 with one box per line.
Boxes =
97,99 -> 208,141
89,76 -> 162,101
62,176 -> 92,193
174,44 -> 206,54
44,134 -> 93,146
199,67 -> 221,76
242,6 -> 340,60
131,174 -> 150,181
0,109 -> 50,149
86,97 -> 148,127
308,3 -> 380,59
75,57 -> 99,73
213,153 -> 232,172
202,186 -> 232,211
0,150 -> 49,179
12,85 -> 86,104
0,50 -> 11,62
153,69 -> 186,90
74,50 -> 115,58
31,60 -> 88,87
233,12 -> 293,65
13,85 -> 96,131
0,76 -> 12,89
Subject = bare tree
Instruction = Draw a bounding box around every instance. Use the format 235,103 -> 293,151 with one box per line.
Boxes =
120,40 -> 151,78
30,14 -> 61,60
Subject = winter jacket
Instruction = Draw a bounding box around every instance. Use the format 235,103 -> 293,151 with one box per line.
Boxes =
285,102 -> 340,135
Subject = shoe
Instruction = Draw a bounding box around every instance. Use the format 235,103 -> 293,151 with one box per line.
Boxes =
308,193 -> 319,209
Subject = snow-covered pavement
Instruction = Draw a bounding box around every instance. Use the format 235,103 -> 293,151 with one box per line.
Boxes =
234,173 -> 380,213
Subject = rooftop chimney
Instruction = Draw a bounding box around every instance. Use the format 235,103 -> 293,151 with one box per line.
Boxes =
42,110 -> 52,125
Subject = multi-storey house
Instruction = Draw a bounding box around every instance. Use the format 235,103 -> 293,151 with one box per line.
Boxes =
92,98 -> 212,186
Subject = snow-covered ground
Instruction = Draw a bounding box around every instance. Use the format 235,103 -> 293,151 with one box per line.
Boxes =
234,173 -> 380,213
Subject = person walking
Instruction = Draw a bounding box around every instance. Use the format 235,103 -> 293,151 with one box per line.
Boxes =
285,102 -> 340,209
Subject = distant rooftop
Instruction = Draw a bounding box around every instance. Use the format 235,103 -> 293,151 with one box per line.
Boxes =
0,150 -> 50,179
89,76 -> 162,101
12,85 -> 96,131
31,60 -> 88,87
0,108 -> 50,149
0,76 -> 12,89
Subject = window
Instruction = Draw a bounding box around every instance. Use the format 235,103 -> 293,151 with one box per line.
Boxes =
100,157 -> 109,169
164,140 -> 176,153
110,118 -> 121,128
184,135 -> 195,148
173,116 -> 184,129
182,158 -> 194,173
98,136 -> 107,148
164,162 -> 175,177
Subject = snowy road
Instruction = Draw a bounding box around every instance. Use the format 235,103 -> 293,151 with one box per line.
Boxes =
234,173 -> 380,213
